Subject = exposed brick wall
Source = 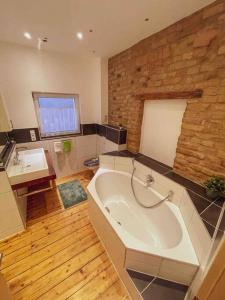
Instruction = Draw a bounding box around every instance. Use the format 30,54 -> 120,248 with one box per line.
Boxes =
108,0 -> 225,183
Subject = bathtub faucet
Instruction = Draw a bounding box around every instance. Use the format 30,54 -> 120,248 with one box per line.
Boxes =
145,174 -> 154,187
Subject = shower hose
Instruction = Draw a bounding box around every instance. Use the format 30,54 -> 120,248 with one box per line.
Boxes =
131,158 -> 173,209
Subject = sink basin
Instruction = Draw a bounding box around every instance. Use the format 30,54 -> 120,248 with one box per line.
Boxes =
7,148 -> 49,185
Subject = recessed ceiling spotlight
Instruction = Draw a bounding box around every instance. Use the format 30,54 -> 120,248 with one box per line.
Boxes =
24,32 -> 32,39
145,18 -> 149,21
76,32 -> 83,40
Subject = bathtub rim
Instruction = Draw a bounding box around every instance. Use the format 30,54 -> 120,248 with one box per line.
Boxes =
87,167 -> 199,267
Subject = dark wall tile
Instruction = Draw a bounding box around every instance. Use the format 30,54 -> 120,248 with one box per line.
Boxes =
0,132 -> 9,146
6,124 -> 127,145
103,150 -> 136,157
119,130 -> 127,144
214,197 -> 225,208
136,155 -> 171,174
96,124 -> 107,137
138,153 -> 172,170
106,127 -> 119,144
201,204 -> 224,231
82,123 -> 97,135
165,172 -> 212,201
187,190 -> 211,214
0,133 -> 7,146
8,128 -> 40,143
142,278 -> 188,300
202,220 -> 215,237
120,150 -> 136,157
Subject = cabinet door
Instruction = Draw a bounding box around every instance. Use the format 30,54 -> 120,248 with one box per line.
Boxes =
0,92 -> 12,132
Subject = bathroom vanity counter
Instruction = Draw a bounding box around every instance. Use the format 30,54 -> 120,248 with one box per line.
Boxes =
10,150 -> 56,191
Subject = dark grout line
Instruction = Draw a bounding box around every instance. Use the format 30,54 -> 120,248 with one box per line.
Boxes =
141,277 -> 156,295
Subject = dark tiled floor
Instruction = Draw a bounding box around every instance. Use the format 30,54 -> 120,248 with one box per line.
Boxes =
127,270 -> 153,292
128,269 -> 188,300
142,278 -> 188,300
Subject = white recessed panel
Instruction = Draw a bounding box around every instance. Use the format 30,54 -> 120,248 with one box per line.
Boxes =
140,100 -> 187,167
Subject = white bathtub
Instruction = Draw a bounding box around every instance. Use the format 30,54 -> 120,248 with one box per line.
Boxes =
88,167 -> 199,285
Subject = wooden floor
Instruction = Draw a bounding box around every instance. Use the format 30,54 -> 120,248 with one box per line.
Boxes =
0,170 -> 129,300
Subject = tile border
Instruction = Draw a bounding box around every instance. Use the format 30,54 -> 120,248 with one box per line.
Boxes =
0,124 -> 127,145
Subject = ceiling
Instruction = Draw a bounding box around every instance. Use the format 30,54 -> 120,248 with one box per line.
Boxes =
0,0 -> 215,58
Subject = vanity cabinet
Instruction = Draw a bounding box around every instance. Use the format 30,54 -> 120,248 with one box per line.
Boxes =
0,171 -> 24,240
0,93 -> 12,132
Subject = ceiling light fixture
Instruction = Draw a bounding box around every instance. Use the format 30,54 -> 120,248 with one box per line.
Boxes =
24,32 -> 32,39
76,32 -> 83,40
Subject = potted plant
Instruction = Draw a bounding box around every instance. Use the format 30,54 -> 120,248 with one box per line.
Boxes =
204,176 -> 225,200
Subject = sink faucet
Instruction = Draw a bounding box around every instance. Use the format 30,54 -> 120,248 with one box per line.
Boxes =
146,174 -> 154,187
13,147 -> 28,165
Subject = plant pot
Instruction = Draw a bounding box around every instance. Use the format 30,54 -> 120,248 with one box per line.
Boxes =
206,189 -> 220,200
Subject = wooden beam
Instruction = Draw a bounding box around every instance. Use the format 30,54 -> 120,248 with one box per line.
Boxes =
136,89 -> 203,101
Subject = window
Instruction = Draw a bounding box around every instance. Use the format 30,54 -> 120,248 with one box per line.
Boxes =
33,92 -> 80,138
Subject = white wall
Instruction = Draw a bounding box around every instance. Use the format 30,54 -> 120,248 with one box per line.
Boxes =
0,41 -> 102,128
140,100 -> 187,167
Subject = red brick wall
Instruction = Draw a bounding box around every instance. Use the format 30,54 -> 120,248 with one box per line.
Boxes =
108,0 -> 225,183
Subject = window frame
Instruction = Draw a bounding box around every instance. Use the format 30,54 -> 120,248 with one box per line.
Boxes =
32,92 -> 81,140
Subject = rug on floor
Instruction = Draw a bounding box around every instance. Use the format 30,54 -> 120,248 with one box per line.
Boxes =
58,180 -> 88,209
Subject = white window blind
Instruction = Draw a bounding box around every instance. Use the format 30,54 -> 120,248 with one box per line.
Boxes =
33,93 -> 80,138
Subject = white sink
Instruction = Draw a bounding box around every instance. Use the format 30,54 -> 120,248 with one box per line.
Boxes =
7,148 -> 49,185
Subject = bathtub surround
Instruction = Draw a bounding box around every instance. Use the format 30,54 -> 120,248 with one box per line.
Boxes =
108,0 -> 225,183
103,150 -> 225,239
97,153 -> 225,299
88,163 -> 201,299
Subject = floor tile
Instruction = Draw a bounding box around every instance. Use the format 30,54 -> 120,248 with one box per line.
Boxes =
142,278 -> 188,300
127,269 -> 153,293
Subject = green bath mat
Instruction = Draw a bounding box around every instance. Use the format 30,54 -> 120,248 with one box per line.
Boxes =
58,180 -> 88,209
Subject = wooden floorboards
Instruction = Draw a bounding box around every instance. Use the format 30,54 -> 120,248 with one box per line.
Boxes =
0,171 -> 129,300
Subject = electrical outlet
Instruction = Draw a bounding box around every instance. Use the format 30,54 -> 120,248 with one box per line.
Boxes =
30,130 -> 36,141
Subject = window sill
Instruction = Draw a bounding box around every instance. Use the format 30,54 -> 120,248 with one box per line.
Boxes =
40,133 -> 82,140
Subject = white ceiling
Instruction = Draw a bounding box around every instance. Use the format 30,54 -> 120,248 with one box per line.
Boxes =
0,0 -> 215,58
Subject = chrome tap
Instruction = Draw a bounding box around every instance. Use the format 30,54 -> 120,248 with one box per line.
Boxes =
146,174 -> 154,187
13,149 -> 20,165
13,147 -> 28,165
